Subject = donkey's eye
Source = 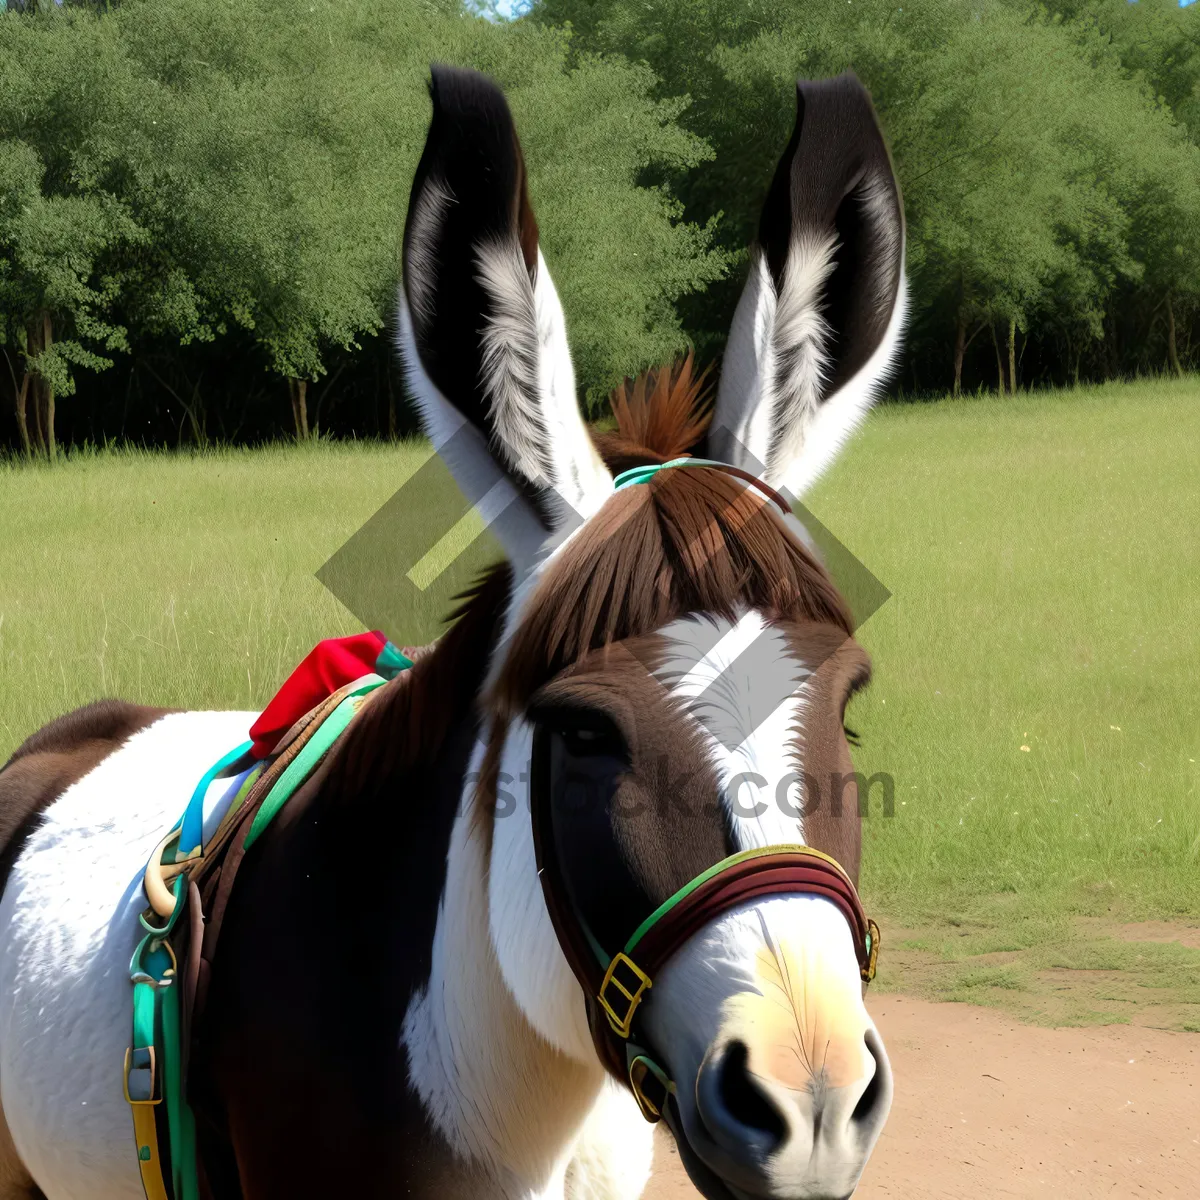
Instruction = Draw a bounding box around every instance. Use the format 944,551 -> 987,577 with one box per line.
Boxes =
843,725 -> 862,747
561,721 -> 624,758
530,704 -> 628,761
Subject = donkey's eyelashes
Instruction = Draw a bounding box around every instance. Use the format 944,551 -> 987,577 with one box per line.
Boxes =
530,706 -> 628,761
561,724 -> 623,759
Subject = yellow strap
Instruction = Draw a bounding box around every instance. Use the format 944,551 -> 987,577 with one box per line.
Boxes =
131,1102 -> 171,1200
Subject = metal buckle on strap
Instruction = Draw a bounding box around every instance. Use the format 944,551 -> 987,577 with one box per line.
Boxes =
629,1054 -> 674,1123
861,919 -> 881,984
598,952 -> 652,1038
123,1046 -> 160,1105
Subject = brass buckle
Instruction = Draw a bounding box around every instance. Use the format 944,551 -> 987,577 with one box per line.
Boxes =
861,919 -> 881,984
123,1046 -> 160,1105
598,952 -> 652,1038
629,1055 -> 674,1123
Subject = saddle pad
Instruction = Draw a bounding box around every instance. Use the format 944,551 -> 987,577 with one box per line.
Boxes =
129,639 -> 424,1200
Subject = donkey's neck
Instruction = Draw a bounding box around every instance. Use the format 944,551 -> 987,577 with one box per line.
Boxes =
402,737 -> 605,1198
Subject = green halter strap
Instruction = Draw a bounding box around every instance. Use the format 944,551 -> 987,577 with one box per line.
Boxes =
611,456 -> 793,517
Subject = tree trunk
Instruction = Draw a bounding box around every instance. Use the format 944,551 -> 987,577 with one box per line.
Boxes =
953,310 -> 967,397
42,312 -> 55,460
991,322 -> 1006,394
1165,291 -> 1182,378
31,374 -> 45,455
26,312 -> 56,459
23,316 -> 46,457
288,377 -> 310,440
14,371 -> 31,457
1007,318 -> 1017,394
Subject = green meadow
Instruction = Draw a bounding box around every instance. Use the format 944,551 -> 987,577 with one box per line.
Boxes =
808,378 -> 1200,1027
2,378 -> 1198,1026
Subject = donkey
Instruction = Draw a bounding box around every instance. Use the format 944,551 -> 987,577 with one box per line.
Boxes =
0,65 -> 905,1200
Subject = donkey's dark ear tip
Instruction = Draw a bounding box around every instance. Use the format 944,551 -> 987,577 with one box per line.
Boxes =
427,64 -> 508,122
796,72 -> 870,104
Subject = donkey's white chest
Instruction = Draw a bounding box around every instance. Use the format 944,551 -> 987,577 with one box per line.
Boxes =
0,710 -> 256,1200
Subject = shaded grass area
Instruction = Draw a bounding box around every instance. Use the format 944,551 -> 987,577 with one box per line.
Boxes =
875,914 -> 1200,1030
2,378 -> 1198,1024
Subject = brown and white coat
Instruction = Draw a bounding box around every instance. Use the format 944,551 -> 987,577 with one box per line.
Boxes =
0,64 -> 905,1200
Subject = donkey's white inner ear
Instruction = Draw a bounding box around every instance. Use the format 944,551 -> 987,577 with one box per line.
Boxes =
531,248 -> 615,529
397,297 -> 551,573
398,65 -> 613,576
710,73 -> 906,498
473,238 -> 614,530
777,267 -> 907,499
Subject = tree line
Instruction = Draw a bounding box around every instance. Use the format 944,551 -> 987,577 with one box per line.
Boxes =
1,0 -> 1197,456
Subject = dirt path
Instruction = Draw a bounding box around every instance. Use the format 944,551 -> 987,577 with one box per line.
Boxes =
644,996 -> 1200,1198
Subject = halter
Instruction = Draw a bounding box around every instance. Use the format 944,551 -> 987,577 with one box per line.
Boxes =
532,787 -> 881,1121
612,456 -> 794,518
532,458 -> 880,1121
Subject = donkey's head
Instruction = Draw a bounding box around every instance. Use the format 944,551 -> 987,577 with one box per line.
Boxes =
400,65 -> 905,1200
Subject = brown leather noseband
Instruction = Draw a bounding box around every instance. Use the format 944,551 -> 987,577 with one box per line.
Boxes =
532,783 -> 880,1120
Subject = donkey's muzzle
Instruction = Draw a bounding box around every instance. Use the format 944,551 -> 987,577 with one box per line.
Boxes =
691,1026 -> 892,1198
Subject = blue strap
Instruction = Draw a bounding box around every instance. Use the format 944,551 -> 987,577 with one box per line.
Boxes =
177,740 -> 254,861
612,456 -> 703,489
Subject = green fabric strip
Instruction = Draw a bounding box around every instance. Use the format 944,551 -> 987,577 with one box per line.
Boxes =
129,873 -> 191,1198
611,456 -> 696,490
243,677 -> 387,851
623,843 -> 811,956
375,640 -> 414,679
161,972 -> 197,1200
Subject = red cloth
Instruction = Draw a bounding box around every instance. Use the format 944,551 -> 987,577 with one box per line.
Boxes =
248,630 -> 388,759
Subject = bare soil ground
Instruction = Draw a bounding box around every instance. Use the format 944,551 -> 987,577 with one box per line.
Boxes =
644,996 -> 1200,1198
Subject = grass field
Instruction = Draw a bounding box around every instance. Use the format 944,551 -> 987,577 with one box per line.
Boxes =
2,377 -> 1198,1026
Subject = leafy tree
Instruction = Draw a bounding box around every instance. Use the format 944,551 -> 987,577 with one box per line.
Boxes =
3,0 -> 1196,454
0,9 -> 145,456
1040,0 -> 1200,141
532,0 -> 1200,390
112,0 -> 724,432
0,0 -> 725,450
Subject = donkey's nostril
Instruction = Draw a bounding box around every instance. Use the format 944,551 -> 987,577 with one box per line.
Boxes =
851,1027 -> 890,1129
707,1040 -> 787,1150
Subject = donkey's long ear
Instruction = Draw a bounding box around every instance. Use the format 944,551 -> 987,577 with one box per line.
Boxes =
399,65 -> 613,572
708,73 -> 906,498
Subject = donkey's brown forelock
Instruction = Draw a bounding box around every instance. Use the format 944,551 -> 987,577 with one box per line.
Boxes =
492,464 -> 853,717
592,351 -> 715,473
